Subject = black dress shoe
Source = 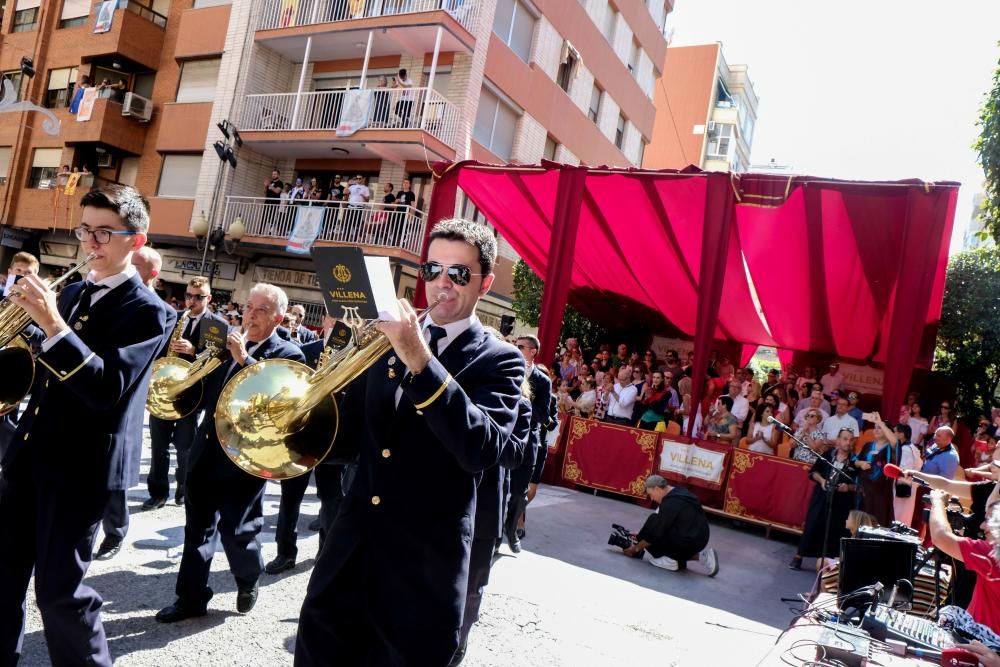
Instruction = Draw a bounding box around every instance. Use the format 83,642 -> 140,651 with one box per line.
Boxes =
236,583 -> 258,614
174,487 -> 185,506
155,600 -> 207,623
516,528 -> 525,539
308,518 -> 321,531
142,496 -> 167,511
448,641 -> 468,666
94,536 -> 122,561
509,539 -> 522,554
264,554 -> 296,574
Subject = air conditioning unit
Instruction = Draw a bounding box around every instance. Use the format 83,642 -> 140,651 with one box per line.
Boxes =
95,148 -> 115,168
122,92 -> 152,122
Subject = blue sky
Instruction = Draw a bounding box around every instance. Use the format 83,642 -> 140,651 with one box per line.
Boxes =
668,0 -> 1000,251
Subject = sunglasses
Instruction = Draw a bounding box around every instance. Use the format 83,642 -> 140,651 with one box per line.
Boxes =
848,394 -> 858,399
419,261 -> 483,286
185,293 -> 209,300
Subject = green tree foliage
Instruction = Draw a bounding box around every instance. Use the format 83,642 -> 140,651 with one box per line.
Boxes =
935,246 -> 1000,417
511,259 -> 607,356
975,46 -> 1000,243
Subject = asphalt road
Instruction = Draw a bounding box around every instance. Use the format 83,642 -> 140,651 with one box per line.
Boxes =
18,427 -> 818,666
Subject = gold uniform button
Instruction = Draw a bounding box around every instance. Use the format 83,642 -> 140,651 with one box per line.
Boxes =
381,449 -> 391,459
23,433 -> 29,441
34,407 -> 39,415
415,410 -> 423,416
371,495 -> 381,506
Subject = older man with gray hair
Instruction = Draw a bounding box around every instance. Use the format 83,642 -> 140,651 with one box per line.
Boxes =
619,475 -> 719,576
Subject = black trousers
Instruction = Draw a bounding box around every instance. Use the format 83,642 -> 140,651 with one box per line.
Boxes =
316,463 -> 350,549
505,463 -> 532,544
275,471 -> 312,559
637,513 -> 707,562
459,537 -> 496,648
147,413 -> 197,499
175,446 -> 267,605
101,489 -> 129,540
0,455 -> 113,666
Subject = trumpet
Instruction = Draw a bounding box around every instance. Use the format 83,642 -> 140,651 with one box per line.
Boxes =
213,299 -> 443,480
0,253 -> 96,415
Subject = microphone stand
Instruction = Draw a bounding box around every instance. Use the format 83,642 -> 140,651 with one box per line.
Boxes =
771,418 -> 855,574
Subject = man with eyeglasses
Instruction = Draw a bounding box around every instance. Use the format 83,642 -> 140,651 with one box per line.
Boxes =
296,218 -> 525,667
144,276 -> 228,511
0,185 -> 172,667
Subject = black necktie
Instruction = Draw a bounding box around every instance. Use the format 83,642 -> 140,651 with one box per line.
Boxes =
182,316 -> 197,341
427,325 -> 447,357
70,282 -> 108,325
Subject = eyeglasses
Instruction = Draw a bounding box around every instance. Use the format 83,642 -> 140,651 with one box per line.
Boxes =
848,394 -> 858,399
74,226 -> 138,245
185,293 -> 209,301
419,261 -> 483,286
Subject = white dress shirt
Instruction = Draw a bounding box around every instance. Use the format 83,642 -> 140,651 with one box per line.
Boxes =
607,382 -> 638,420
394,313 -> 478,408
42,265 -> 136,352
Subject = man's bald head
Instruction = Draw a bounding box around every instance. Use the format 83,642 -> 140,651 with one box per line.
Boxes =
131,246 -> 162,287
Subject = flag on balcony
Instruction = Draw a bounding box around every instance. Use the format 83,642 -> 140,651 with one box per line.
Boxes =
94,0 -> 116,33
279,0 -> 299,28
287,206 -> 324,255
337,89 -> 372,137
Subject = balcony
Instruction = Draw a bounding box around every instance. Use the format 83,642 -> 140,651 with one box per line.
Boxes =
80,1 -> 167,71
238,87 -> 461,161
58,99 -> 149,155
221,197 -> 427,257
255,0 -> 478,60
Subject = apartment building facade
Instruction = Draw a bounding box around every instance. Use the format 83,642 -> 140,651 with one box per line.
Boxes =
0,0 -> 670,327
643,42 -> 757,173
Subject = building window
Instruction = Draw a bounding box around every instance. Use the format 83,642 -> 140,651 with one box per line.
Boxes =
12,7 -> 39,33
493,0 -> 536,64
29,148 -> 63,189
628,40 -> 640,76
59,0 -> 90,28
638,138 -> 646,166
707,123 -> 734,159
193,0 -> 232,6
473,87 -> 519,161
0,147 -> 11,185
602,4 -> 617,42
119,157 -> 139,187
1,71 -> 23,102
45,67 -> 78,109
588,84 -> 602,123
543,136 -> 557,161
615,114 -> 626,149
175,59 -> 221,103
157,154 -> 203,198
556,52 -> 577,92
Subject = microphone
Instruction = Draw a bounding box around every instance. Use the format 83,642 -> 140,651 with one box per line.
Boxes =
883,463 -> 930,488
767,415 -> 793,433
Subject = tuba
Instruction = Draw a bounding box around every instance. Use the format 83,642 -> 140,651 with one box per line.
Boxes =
213,301 -> 441,480
0,253 -> 96,415
146,317 -> 231,420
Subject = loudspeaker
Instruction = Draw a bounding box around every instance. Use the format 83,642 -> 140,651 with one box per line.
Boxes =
839,537 -> 916,600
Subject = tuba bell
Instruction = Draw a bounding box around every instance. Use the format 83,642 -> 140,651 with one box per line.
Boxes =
146,317 -> 230,420
0,253 -> 96,415
213,301 -> 441,480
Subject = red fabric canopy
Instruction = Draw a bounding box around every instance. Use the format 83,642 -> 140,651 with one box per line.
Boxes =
418,162 -> 958,430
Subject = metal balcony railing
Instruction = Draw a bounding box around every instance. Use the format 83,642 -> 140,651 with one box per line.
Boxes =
222,197 -> 427,256
240,87 -> 461,150
258,0 -> 480,35
92,0 -> 167,28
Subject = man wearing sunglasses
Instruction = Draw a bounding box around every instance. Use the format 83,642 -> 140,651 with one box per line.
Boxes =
297,218 -> 526,667
144,276 -> 228,511
0,185 -> 172,667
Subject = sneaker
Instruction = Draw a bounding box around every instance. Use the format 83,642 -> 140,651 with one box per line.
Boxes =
643,552 -> 679,571
694,547 -> 719,577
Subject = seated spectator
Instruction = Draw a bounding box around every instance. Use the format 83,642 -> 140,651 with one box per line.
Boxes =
636,370 -> 672,430
619,475 -> 719,576
575,378 -> 596,418
795,388 -> 831,425
716,380 -> 750,426
706,396 -> 740,445
821,398 -> 860,446
922,426 -> 961,480
762,369 -> 781,396
854,412 -> 898,527
748,405 -> 779,455
612,343 -> 629,369
792,410 -> 828,463
575,363 -> 594,399
555,380 -> 575,416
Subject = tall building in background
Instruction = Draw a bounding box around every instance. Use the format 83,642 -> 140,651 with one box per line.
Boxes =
963,189 -> 990,249
0,0 -> 669,329
643,42 -> 757,172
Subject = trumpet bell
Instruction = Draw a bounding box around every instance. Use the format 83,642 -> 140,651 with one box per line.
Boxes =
0,342 -> 33,416
215,358 -> 338,480
147,358 -> 204,420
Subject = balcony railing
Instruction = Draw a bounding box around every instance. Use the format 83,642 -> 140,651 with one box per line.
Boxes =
222,197 -> 427,256
258,0 -> 480,35
240,87 -> 462,149
92,0 -> 167,28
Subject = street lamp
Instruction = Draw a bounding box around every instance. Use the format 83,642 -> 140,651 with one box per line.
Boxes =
194,212 -> 244,280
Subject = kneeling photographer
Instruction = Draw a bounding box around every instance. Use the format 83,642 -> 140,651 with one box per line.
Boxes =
614,475 -> 719,577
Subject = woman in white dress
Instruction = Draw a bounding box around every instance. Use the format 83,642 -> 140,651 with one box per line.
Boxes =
748,405 -> 779,455
892,423 -> 923,526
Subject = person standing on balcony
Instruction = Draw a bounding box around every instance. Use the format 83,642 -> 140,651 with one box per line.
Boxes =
264,169 -> 283,235
394,178 -> 417,247
393,69 -> 415,127
372,75 -> 390,128
346,175 -> 370,237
